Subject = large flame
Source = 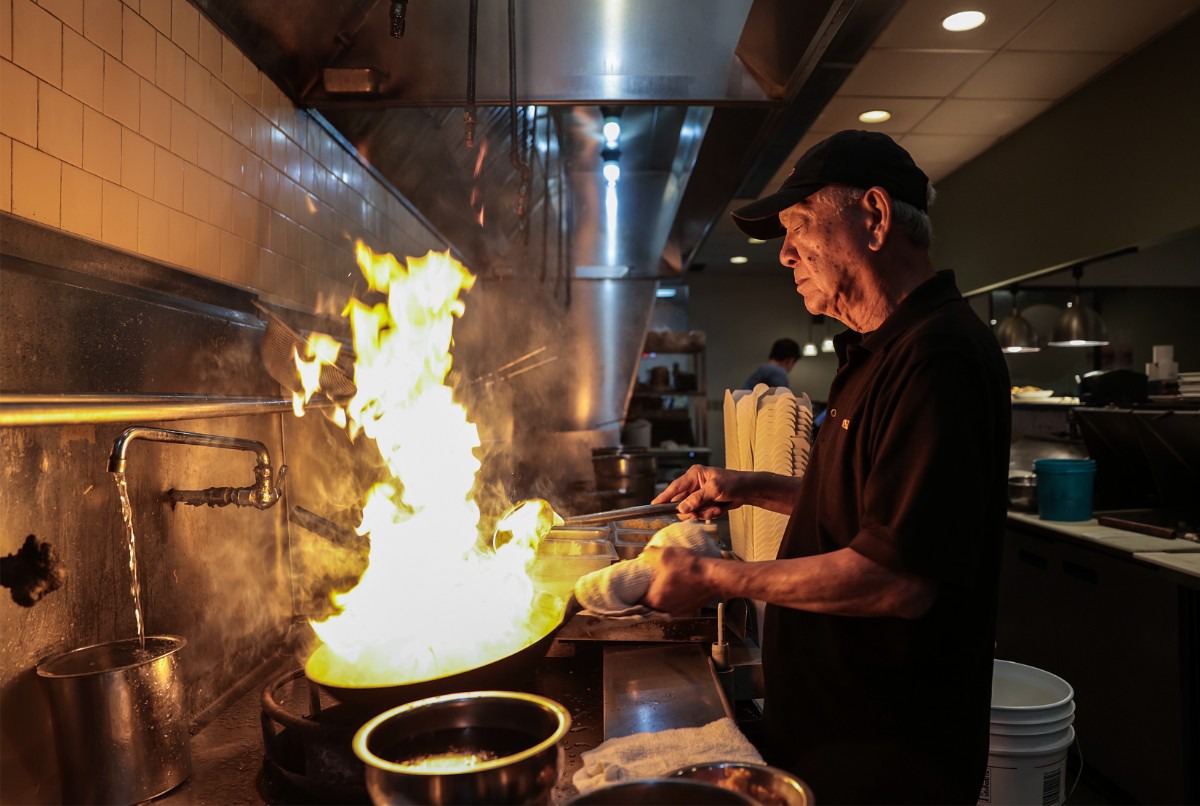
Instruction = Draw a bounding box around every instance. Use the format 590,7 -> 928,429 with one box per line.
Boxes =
298,242 -> 564,688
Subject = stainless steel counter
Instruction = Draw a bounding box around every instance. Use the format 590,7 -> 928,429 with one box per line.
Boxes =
603,644 -> 731,740
1008,511 -> 1200,566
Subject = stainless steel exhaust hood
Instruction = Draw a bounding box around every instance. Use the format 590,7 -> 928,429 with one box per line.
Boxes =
189,0 -> 900,455
192,0 -> 900,279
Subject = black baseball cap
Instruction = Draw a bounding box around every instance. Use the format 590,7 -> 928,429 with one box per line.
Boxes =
731,130 -> 929,240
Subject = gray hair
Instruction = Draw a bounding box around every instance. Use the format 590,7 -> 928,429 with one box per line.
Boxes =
825,184 -> 936,248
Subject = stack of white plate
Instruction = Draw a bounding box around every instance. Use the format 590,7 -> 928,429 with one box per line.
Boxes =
1178,372 -> 1200,399
723,384 -> 813,562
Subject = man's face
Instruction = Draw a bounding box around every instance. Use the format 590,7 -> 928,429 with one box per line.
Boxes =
777,188 -> 865,321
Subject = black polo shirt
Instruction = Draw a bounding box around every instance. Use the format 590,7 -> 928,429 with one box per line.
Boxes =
760,271 -> 1012,804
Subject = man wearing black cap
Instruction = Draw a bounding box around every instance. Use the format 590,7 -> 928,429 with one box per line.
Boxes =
645,131 -> 1012,804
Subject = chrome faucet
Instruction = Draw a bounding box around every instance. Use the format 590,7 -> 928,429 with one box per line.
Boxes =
108,426 -> 287,510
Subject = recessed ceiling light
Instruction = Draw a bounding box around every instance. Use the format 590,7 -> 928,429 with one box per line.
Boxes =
942,11 -> 985,32
747,237 -> 766,245
858,109 -> 891,124
730,256 -> 748,264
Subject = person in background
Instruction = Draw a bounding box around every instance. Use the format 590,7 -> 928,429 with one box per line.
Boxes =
644,130 -> 1012,804
743,338 -> 802,390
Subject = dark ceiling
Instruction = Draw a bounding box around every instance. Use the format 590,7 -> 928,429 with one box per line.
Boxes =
191,0 -> 904,280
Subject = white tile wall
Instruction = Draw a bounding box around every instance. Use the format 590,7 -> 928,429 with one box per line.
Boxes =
0,134 -> 11,212
13,0 -> 60,86
0,0 -> 13,60
3,0 -> 444,308
12,139 -> 60,223
63,26 -> 102,106
61,161 -> 99,237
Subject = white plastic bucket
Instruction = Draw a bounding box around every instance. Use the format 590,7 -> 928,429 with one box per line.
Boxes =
990,660 -> 1073,719
987,704 -> 1074,737
978,661 -> 1076,806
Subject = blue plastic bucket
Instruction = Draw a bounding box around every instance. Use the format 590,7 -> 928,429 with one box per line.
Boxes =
1033,459 -> 1096,522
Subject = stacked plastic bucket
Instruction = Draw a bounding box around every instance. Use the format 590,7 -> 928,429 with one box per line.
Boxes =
980,660 -> 1076,806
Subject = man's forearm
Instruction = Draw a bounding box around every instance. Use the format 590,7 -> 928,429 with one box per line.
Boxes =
702,547 -> 937,619
735,471 -> 804,515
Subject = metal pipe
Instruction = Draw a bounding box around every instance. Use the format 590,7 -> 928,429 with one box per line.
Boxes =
109,426 -> 271,472
464,0 -> 478,147
0,394 -> 332,427
108,426 -> 286,510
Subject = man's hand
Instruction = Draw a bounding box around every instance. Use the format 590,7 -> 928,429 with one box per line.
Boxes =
651,464 -> 741,521
652,465 -> 803,519
639,546 -> 717,615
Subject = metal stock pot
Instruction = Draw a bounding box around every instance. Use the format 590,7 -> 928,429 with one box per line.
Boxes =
37,636 -> 191,805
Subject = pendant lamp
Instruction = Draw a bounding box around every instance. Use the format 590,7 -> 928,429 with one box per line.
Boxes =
995,287 -> 1040,353
818,314 -> 836,353
803,315 -> 819,357
1048,265 -> 1108,347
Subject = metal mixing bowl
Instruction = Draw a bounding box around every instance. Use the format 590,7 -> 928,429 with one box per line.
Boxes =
353,690 -> 570,805
568,778 -> 756,805
670,761 -> 815,806
1008,473 -> 1038,512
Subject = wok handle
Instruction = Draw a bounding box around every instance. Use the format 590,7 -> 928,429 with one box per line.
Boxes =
562,502 -> 680,526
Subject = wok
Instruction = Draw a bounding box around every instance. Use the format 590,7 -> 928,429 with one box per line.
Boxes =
307,594 -> 583,712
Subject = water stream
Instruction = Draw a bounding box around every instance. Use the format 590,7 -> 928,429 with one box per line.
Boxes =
112,471 -> 146,651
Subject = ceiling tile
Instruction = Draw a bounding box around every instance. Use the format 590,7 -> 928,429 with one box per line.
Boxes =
838,49 -> 994,97
911,97 -> 1053,135
920,162 -> 965,183
897,132 -> 1001,166
873,0 -> 1056,50
1010,0 -> 1200,52
810,96 -> 942,134
692,0 -> 1199,271
955,50 -> 1122,98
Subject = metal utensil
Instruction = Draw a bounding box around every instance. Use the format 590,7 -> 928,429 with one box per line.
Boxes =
562,502 -> 680,526
255,302 -> 357,399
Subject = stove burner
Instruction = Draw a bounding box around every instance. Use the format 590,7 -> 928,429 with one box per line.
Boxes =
256,649 -> 606,804
258,667 -> 370,804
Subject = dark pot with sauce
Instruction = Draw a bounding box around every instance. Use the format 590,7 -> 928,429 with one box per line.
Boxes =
353,690 -> 570,805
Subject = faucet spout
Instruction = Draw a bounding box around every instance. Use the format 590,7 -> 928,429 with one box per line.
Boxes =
108,426 -> 286,510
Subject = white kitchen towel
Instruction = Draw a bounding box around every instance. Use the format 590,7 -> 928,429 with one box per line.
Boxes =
573,559 -> 654,616
574,522 -> 721,615
571,717 -> 764,794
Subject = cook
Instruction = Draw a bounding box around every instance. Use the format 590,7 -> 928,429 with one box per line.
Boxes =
642,130 -> 1012,804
